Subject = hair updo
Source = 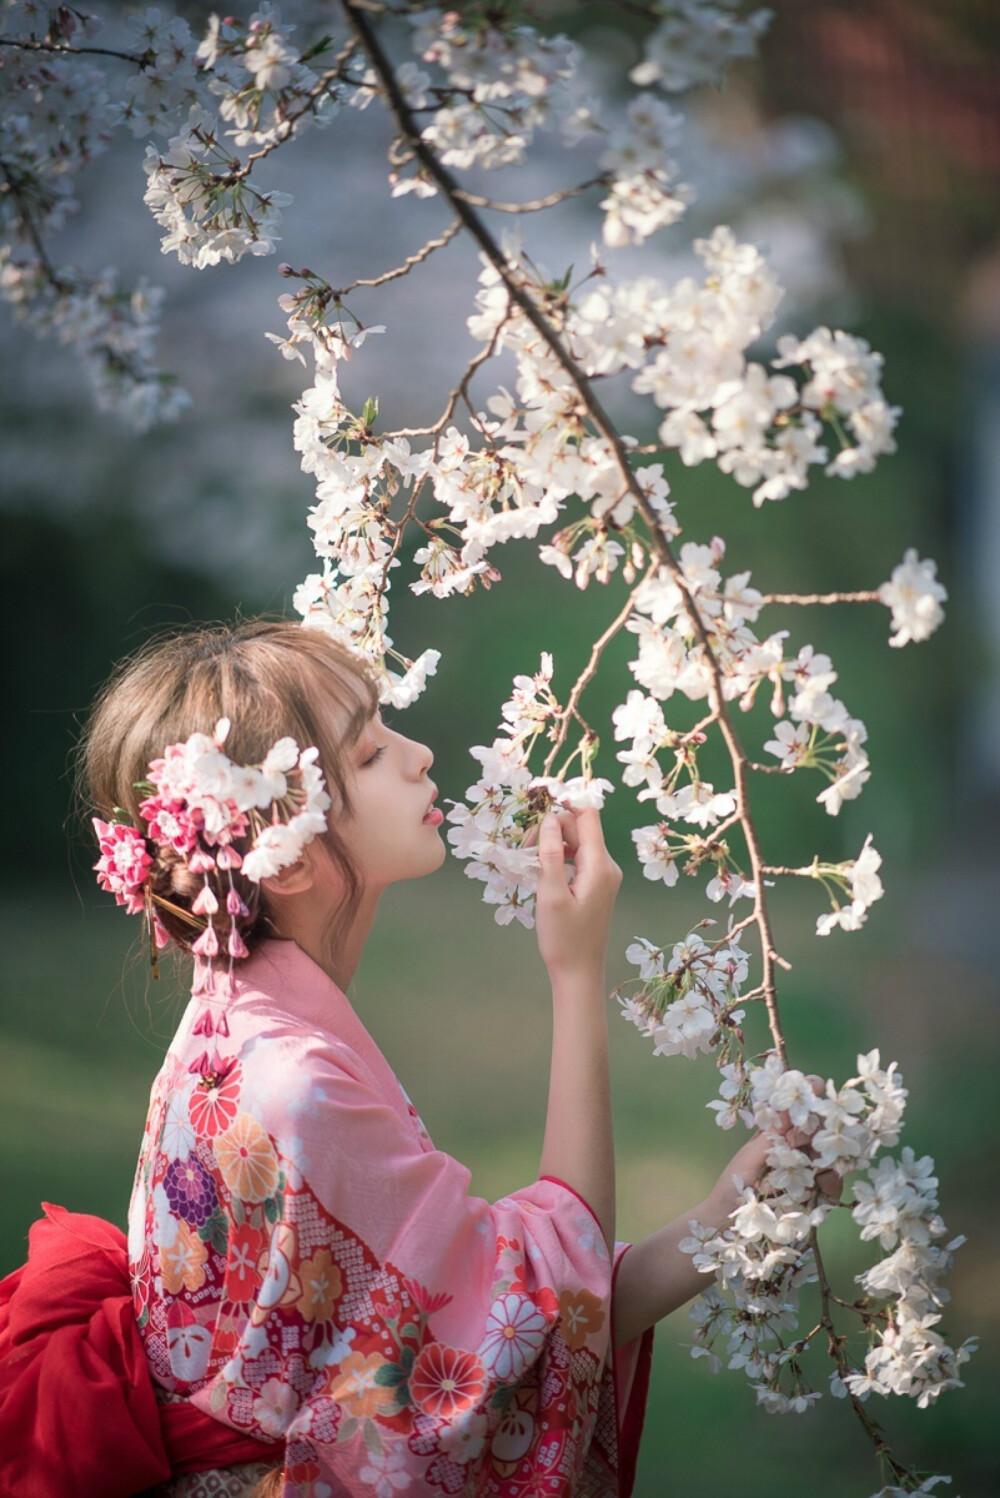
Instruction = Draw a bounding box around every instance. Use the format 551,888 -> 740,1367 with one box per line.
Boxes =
77,619 -> 381,963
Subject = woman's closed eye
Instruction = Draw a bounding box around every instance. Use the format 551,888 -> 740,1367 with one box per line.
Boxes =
363,744 -> 387,767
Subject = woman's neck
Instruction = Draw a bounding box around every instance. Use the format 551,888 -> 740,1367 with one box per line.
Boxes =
274,885 -> 382,992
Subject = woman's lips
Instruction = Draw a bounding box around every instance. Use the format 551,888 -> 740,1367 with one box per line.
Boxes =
422,806 -> 444,826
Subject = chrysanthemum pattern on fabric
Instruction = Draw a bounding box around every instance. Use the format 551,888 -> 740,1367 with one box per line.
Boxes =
129,940 -> 650,1496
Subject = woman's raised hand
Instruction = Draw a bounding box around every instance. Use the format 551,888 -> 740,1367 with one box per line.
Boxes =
529,805 -> 622,980
701,1074 -> 844,1227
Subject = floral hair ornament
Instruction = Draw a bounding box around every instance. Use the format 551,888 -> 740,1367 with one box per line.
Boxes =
92,717 -> 331,990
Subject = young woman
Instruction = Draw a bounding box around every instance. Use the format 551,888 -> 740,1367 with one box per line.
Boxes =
0,619 -> 782,1498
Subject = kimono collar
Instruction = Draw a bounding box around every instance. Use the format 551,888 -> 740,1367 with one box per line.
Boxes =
225,937 -> 408,1115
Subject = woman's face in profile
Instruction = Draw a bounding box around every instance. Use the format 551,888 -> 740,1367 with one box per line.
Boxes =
334,709 -> 446,891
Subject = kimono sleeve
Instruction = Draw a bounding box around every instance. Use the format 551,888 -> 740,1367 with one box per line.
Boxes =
194,1036 -> 653,1497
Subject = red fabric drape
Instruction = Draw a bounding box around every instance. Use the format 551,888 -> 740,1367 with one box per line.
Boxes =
0,1204 -> 279,1498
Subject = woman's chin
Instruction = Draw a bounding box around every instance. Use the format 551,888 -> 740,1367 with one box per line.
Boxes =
423,833 -> 448,873
395,832 -> 447,881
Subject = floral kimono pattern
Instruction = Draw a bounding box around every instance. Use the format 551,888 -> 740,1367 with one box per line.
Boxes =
129,939 -> 653,1497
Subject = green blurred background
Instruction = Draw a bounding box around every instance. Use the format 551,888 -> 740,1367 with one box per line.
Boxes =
2,1 -> 998,1493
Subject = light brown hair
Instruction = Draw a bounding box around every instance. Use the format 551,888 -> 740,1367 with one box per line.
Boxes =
76,619 -> 381,964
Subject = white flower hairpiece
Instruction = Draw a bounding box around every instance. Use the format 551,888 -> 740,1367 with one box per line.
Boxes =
92,717 -> 331,975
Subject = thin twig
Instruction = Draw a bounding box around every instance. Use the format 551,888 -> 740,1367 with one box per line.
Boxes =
373,314 -> 512,614
0,157 -> 68,289
542,559 -> 659,777
762,589 -> 880,606
810,1229 -> 913,1477
332,217 -> 462,294
229,35 -> 359,179
451,176 -> 605,214
381,313 -> 510,442
0,35 -> 146,63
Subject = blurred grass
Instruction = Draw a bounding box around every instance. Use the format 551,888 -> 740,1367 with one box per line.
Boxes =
2,863 -> 995,1496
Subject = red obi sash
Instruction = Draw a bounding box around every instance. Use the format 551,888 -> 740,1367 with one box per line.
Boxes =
0,1204 -> 279,1498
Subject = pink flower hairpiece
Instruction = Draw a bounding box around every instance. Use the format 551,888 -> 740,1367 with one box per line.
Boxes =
92,717 -> 330,979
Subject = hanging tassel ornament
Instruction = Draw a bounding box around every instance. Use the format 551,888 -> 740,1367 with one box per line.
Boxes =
228,927 -> 249,960
192,881 -> 219,917
192,923 -> 219,959
226,884 -> 248,919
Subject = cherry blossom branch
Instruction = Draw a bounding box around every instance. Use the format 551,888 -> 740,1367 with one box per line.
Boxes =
339,0 -> 791,1064
809,1229 -> 913,1482
373,314 -> 513,615
257,11 -> 961,1477
542,558 -> 659,777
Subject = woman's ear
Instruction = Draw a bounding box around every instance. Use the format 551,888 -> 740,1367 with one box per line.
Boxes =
260,841 -> 322,900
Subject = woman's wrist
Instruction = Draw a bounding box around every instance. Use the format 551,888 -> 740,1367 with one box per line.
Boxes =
691,1190 -> 730,1232
547,961 -> 608,1002
613,1202 -> 718,1344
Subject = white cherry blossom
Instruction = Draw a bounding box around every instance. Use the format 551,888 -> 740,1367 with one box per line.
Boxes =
879,549 -> 948,648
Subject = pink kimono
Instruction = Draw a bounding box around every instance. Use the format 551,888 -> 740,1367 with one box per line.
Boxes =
129,938 -> 653,1496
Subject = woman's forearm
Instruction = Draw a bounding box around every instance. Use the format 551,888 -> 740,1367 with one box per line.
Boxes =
612,1202 -> 714,1346
538,967 -> 615,1252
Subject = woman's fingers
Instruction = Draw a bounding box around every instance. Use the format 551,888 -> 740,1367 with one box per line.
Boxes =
568,806 -> 602,868
536,810 -> 570,889
768,1075 -> 843,1203
556,808 -> 582,861
562,805 -> 621,891
525,806 -> 584,872
532,800 -> 622,981
531,801 -> 620,920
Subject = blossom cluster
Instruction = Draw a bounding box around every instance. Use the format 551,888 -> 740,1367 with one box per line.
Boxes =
139,5 -> 357,266
92,716 -> 330,964
443,653 -> 613,927
115,5 -> 208,138
399,7 -> 578,189
630,0 -> 774,94
401,9 -> 719,251
617,929 -> 749,1060
879,549 -> 948,649
0,0 -> 362,417
612,927 -> 974,1428
142,108 -> 293,268
271,282 -> 441,708
676,1050 -> 975,1416
0,4 -> 185,425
